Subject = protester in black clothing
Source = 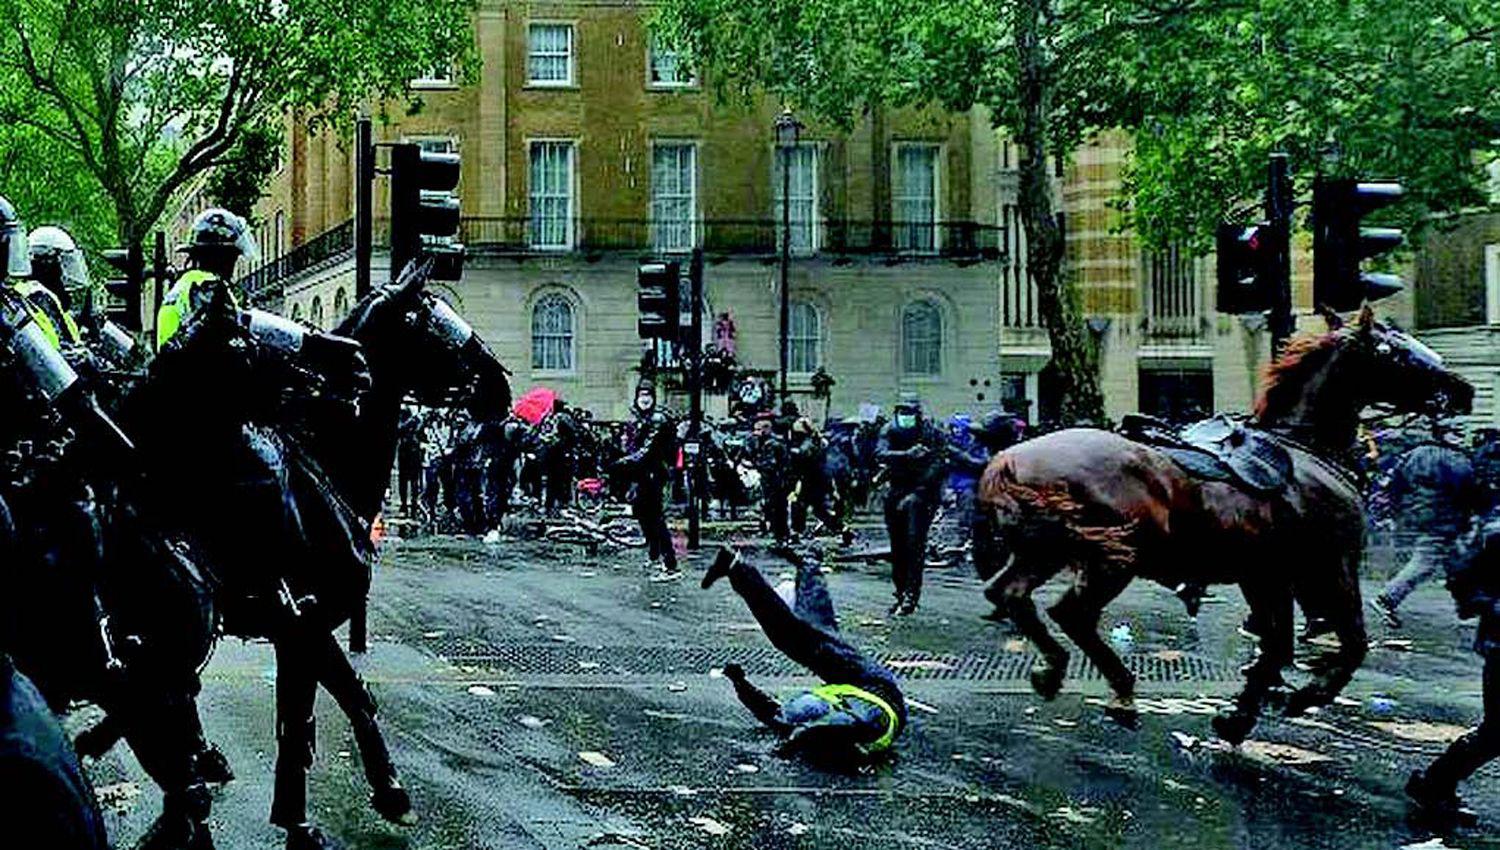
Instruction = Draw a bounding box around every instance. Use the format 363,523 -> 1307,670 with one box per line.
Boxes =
395,405 -> 423,517
950,411 -> 1025,605
482,414 -> 527,530
540,398 -> 580,516
1473,428 -> 1500,513
876,394 -> 947,615
702,546 -> 906,763
747,416 -> 791,544
0,653 -> 108,849
1407,508 -> 1500,823
788,417 -> 850,544
615,379 -> 678,577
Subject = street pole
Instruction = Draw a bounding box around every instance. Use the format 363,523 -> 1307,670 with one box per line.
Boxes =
355,116 -> 374,298
350,116 -> 372,653
687,247 -> 704,550
1266,153 -> 1294,354
778,143 -> 791,405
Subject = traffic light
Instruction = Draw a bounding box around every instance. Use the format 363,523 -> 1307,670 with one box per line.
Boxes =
100,244 -> 144,331
1215,222 -> 1277,314
637,261 -> 681,340
1313,178 -> 1405,312
390,143 -> 464,281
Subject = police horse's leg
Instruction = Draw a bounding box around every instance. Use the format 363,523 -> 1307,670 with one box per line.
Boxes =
1049,567 -> 1138,725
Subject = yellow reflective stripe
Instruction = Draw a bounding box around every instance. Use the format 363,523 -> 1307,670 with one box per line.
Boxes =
8,282 -> 69,348
809,683 -> 900,753
156,270 -> 238,347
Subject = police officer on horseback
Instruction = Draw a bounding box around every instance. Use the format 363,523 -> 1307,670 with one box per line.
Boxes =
157,208 -> 256,348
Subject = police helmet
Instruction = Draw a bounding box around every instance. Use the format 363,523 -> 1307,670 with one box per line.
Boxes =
0,196 -> 31,281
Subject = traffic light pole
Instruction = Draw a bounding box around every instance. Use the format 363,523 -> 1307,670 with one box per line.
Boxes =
1266,153 -> 1295,354
355,117 -> 374,298
686,248 -> 704,551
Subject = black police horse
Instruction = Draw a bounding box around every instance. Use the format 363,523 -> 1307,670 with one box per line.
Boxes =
121,258 -> 509,847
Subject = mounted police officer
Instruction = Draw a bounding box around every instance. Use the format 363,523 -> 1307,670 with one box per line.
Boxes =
16,224 -> 86,351
876,394 -> 947,615
157,208 -> 256,348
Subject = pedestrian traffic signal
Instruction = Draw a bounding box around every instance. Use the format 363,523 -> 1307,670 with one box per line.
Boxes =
390,143 -> 464,281
1215,222 -> 1277,314
1313,178 -> 1405,312
100,244 -> 144,331
637,261 -> 681,340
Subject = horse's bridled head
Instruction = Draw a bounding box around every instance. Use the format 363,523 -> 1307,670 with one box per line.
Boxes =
1365,325 -> 1473,416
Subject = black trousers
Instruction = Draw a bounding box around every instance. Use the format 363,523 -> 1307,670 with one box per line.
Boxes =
762,485 -> 790,542
792,474 -> 843,536
544,459 -> 574,514
1424,652 -> 1500,794
727,555 -> 905,724
397,453 -> 422,515
632,480 -> 676,570
271,628 -> 397,828
483,458 -> 514,526
885,488 -> 938,603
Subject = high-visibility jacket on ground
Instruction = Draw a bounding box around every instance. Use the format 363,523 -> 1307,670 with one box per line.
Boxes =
806,683 -> 901,754
8,281 -> 81,349
156,269 -> 238,348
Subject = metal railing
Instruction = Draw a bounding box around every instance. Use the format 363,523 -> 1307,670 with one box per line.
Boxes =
375,216 -> 1005,261
239,218 -> 355,303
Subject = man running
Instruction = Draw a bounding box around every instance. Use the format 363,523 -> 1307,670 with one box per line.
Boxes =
702,545 -> 906,761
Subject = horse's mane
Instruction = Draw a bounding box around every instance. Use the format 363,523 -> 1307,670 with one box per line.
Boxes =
1253,331 -> 1344,419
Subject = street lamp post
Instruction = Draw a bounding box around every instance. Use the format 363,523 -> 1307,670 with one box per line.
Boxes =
774,106 -> 803,404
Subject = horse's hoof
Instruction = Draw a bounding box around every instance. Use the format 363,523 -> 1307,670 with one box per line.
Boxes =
372,784 -> 417,827
284,824 -> 343,850
1211,711 -> 1255,746
194,744 -> 234,785
1104,696 -> 1139,730
1029,663 -> 1065,701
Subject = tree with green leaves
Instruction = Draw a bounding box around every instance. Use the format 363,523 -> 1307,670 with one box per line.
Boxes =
0,0 -> 475,256
654,0 -> 1499,425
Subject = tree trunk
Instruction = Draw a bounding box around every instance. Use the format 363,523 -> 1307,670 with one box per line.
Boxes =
1013,0 -> 1106,427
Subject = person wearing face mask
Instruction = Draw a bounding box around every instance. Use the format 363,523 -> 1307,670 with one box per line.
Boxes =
876,394 -> 947,615
614,379 -> 679,579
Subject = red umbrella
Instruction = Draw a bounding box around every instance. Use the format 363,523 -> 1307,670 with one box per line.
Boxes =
513,386 -> 557,425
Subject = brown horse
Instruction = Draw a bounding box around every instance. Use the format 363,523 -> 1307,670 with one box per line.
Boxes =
976,308 -> 1473,743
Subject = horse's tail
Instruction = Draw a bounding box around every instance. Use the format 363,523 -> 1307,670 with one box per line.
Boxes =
978,453 -> 1135,570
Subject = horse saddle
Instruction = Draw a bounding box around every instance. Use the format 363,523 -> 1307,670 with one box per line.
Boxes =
1119,413 -> 1294,497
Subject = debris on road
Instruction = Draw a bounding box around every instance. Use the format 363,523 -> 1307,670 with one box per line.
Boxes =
1370,720 -> 1469,744
467,684 -> 496,697
688,815 -> 731,836
579,750 -> 617,768
517,714 -> 551,730
735,763 -> 760,773
1239,740 -> 1333,766
95,781 -> 140,812
667,680 -> 687,692
906,697 -> 939,715
887,658 -> 956,672
1380,638 -> 1414,652
585,832 -> 651,849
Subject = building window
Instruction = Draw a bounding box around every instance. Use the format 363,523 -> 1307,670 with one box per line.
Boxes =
408,135 -> 458,157
1486,243 -> 1500,325
774,144 -> 819,254
310,296 -> 324,330
529,141 -> 576,250
291,302 -> 304,323
651,143 -> 696,253
788,301 -> 822,374
901,300 -> 942,375
1139,367 -> 1213,424
531,293 -> 575,372
333,288 -> 348,321
411,61 -> 456,88
894,144 -> 940,253
527,23 -> 575,86
274,210 -> 286,260
648,37 -> 696,88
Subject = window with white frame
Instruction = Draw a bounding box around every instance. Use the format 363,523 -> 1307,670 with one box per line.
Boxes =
529,141 -> 576,250
788,301 -> 822,374
310,296 -> 324,330
408,135 -> 458,157
531,293 -> 575,371
648,36 -> 696,88
1485,243 -> 1500,325
651,143 -> 696,253
528,23 -> 575,86
902,300 -> 942,375
774,144 -> 819,254
894,144 -> 940,253
411,61 -> 456,88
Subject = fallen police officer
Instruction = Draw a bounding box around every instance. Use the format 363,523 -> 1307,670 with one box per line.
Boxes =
702,544 -> 906,765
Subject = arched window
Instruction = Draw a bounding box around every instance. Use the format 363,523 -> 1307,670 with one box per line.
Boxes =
333,288 -> 348,322
310,296 -> 324,330
531,293 -> 575,371
901,300 -> 942,375
788,301 -> 822,374
291,302 -> 304,322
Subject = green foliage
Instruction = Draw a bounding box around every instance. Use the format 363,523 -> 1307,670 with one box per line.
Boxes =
0,0 -> 477,249
203,123 -> 282,221
0,122 -> 117,252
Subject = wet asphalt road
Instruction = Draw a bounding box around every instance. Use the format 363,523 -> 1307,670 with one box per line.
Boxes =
88,519 -> 1500,850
